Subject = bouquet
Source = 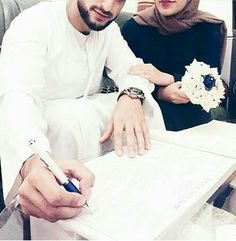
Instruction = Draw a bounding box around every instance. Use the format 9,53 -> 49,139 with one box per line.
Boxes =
181,59 -> 225,112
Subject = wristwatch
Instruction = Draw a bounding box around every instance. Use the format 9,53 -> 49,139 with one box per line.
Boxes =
117,87 -> 145,105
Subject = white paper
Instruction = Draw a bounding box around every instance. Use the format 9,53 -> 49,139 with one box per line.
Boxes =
216,224 -> 236,240
60,140 -> 236,240
151,120 -> 236,159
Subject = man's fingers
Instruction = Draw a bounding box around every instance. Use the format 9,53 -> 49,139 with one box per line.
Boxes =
19,158 -> 95,223
20,194 -> 82,222
19,198 -> 45,219
100,119 -> 113,143
125,121 -> 137,158
69,166 -> 95,200
19,180 -> 82,221
134,122 -> 145,155
113,120 -> 124,156
142,121 -> 151,150
28,167 -> 84,207
62,161 -> 95,188
18,185 -> 47,218
46,206 -> 83,222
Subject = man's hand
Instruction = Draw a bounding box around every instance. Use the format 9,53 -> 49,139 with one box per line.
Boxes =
100,95 -> 150,158
19,155 -> 95,222
158,82 -> 190,104
128,64 -> 174,86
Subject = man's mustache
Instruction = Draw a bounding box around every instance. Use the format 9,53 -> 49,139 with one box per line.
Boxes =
91,6 -> 113,19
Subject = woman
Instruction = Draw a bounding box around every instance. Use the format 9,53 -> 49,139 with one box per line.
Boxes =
122,0 -> 227,131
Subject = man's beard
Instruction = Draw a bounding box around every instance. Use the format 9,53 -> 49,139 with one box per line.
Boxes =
77,0 -> 114,31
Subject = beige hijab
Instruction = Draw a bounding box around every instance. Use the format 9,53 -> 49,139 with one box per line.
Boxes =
134,0 -> 227,66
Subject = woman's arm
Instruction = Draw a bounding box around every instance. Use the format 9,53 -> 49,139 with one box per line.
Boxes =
128,63 -> 175,86
197,23 -> 222,73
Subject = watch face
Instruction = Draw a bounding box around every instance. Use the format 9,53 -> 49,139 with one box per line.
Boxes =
118,87 -> 145,104
125,87 -> 145,100
128,87 -> 143,95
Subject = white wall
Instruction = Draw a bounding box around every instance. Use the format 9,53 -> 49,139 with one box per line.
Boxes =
199,0 -> 233,83
122,0 -> 138,13
199,0 -> 232,36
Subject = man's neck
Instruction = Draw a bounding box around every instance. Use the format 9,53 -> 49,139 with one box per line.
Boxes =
67,0 -> 90,35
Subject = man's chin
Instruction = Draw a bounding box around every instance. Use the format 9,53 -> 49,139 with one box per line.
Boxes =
88,20 -> 113,31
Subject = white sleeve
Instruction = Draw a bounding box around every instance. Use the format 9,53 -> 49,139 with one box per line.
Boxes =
105,23 -> 151,94
105,23 -> 165,130
0,9 -> 51,202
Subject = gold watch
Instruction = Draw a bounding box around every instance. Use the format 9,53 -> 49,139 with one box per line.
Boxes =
117,87 -> 145,105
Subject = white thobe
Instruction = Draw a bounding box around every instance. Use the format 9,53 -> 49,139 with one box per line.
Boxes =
0,0 -> 165,238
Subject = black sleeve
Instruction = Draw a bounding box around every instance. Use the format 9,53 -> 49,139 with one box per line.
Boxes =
121,19 -> 136,49
196,23 -> 222,73
121,19 -> 145,59
122,20 -> 184,83
172,73 -> 183,82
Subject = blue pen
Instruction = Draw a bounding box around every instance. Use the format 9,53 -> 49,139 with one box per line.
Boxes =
28,139 -> 89,207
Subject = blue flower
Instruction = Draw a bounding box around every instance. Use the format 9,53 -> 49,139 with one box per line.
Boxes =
202,75 -> 216,91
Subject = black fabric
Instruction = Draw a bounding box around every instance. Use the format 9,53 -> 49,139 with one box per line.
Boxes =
122,18 -> 223,131
0,0 -> 6,47
0,161 -> 5,212
213,186 -> 233,208
101,74 -> 119,94
0,0 -> 20,47
14,0 -> 43,11
228,34 -> 236,121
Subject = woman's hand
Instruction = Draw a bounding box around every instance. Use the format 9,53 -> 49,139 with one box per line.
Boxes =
158,82 -> 190,104
128,63 -> 174,86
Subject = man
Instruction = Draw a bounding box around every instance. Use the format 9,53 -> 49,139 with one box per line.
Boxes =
0,0 -> 164,238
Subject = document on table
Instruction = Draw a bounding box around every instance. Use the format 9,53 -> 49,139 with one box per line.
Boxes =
59,140 -> 236,240
151,120 -> 236,159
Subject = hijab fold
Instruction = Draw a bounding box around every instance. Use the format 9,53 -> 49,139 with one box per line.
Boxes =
134,0 -> 227,67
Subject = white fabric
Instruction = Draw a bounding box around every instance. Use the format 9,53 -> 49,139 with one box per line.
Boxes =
31,216 -> 85,240
0,0 -> 165,204
45,96 -> 114,161
228,190 -> 236,216
29,94 -> 165,240
173,203 -> 236,240
30,197 -> 236,240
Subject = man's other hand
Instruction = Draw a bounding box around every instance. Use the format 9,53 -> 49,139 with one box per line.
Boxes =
100,95 -> 150,158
